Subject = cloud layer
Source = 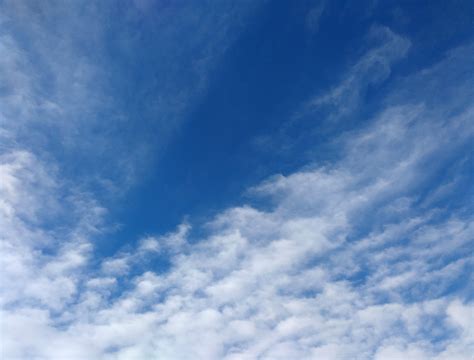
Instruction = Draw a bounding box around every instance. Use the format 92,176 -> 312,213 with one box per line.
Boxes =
0,6 -> 473,360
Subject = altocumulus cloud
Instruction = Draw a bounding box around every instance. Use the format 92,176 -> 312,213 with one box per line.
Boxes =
0,3 -> 473,360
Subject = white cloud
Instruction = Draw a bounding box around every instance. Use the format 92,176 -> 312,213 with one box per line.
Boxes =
4,99 -> 466,358
138,236 -> 161,253
298,26 -> 411,122
0,24 -> 472,360
306,1 -> 326,35
0,0 -> 265,194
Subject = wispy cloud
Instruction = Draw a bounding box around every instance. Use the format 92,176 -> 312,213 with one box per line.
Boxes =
305,1 -> 326,36
0,0 -> 263,193
300,25 -> 411,121
1,0 -> 473,356
251,26 -> 412,162
1,24 -> 472,358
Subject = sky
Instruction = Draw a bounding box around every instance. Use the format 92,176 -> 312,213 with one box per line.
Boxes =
0,0 -> 473,359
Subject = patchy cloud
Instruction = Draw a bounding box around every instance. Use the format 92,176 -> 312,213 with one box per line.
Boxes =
0,3 -> 472,359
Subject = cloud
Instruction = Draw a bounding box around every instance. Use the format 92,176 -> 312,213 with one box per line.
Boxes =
251,25 -> 412,160
299,25 -> 411,122
306,1 -> 326,35
0,0 -> 264,193
1,21 -> 473,360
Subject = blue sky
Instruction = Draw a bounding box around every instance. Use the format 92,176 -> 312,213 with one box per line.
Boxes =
0,0 -> 473,359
